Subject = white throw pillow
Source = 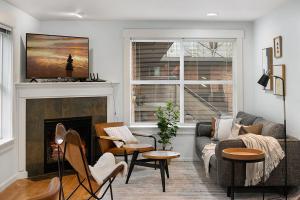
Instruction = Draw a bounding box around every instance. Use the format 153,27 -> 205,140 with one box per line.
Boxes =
228,123 -> 242,139
104,126 -> 138,148
214,118 -> 233,141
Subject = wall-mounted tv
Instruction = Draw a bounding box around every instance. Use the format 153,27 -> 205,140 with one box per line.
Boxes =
26,33 -> 89,79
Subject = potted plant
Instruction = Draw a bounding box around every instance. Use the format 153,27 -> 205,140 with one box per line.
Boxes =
155,101 -> 180,150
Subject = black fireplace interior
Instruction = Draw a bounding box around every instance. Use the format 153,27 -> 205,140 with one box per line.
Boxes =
44,116 -> 92,173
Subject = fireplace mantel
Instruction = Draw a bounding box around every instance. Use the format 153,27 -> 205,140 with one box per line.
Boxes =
15,81 -> 119,178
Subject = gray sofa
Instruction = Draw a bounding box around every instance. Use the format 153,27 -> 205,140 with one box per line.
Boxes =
195,111 -> 300,188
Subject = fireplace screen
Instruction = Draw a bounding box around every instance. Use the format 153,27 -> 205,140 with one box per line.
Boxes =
44,116 -> 92,173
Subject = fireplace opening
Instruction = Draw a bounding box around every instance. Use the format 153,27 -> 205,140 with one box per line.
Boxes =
44,116 -> 92,173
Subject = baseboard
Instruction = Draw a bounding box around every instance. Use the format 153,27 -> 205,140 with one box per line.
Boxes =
0,174 -> 18,192
0,171 -> 28,192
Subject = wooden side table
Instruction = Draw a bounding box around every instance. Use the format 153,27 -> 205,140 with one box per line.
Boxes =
222,148 -> 265,200
143,151 -> 180,192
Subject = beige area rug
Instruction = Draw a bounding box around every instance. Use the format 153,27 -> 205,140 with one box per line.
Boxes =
102,162 -> 300,200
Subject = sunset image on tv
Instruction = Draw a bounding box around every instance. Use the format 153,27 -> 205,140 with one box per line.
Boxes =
26,34 -> 89,78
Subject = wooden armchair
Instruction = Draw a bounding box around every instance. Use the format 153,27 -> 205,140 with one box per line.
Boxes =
95,122 -> 156,163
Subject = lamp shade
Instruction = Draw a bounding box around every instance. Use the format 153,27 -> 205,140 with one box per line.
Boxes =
257,74 -> 270,87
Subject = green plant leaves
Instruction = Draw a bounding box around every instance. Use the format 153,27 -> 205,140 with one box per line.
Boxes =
155,101 -> 179,146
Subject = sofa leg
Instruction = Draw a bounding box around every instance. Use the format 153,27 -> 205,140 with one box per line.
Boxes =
227,187 -> 231,197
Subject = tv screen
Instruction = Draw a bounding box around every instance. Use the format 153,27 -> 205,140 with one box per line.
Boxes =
26,33 -> 89,79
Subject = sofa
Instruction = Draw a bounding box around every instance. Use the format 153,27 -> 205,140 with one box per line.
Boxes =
195,111 -> 300,188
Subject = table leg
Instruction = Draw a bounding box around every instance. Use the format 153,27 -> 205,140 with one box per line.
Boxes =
125,151 -> 139,184
165,161 -> 169,178
231,161 -> 235,200
159,160 -> 166,192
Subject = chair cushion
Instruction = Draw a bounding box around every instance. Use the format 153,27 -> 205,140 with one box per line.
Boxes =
104,126 -> 138,148
95,122 -> 124,153
108,146 -> 155,155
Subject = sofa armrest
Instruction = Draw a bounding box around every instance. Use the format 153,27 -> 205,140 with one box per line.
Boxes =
195,122 -> 212,137
215,139 -> 246,186
276,137 -> 300,186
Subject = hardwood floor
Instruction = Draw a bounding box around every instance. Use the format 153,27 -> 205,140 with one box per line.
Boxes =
1,162 -> 299,200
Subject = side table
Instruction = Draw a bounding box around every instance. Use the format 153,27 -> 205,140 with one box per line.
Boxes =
222,148 -> 265,200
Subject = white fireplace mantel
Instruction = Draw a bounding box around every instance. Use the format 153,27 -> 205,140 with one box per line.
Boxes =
15,81 -> 119,178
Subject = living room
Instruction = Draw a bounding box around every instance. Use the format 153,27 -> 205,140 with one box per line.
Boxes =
0,0 -> 299,199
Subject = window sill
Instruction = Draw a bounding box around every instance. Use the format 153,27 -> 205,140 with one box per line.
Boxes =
129,124 -> 196,129
0,138 -> 15,155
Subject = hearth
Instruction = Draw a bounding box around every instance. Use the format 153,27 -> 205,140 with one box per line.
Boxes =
44,116 -> 92,173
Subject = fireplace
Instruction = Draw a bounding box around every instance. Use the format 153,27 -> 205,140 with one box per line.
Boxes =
25,96 -> 107,177
44,116 -> 92,173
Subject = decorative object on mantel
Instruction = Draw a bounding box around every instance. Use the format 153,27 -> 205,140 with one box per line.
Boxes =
88,73 -> 106,82
261,47 -> 273,90
273,64 -> 286,96
273,36 -> 283,58
155,101 -> 179,150
257,69 -> 287,200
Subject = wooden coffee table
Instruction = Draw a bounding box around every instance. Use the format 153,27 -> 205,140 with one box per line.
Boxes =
222,148 -> 265,200
143,151 -> 180,192
124,144 -> 180,192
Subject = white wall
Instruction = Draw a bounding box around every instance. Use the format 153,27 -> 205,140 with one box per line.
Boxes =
0,0 -> 40,191
40,20 -> 254,161
253,0 -> 300,138
40,20 -> 255,122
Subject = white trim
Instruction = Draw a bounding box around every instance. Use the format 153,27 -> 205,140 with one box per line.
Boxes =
179,39 -> 184,124
123,29 -> 244,39
131,80 -> 179,85
123,29 -> 244,126
0,23 -> 12,32
0,138 -> 14,155
0,34 -> 2,139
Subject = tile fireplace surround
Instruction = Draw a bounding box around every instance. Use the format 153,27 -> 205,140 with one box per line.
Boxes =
15,82 -> 118,178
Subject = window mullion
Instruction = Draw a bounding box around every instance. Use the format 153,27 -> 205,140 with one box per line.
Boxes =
179,39 -> 184,124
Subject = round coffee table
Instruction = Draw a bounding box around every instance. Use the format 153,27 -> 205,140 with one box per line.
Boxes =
143,151 -> 180,192
222,148 -> 265,200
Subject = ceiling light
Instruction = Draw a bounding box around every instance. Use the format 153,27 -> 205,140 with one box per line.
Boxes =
70,12 -> 83,18
207,12 -> 218,17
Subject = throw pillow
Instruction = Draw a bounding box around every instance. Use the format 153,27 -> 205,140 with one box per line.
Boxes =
214,118 -> 234,141
211,117 -> 216,137
239,124 -> 263,135
228,123 -> 242,139
104,126 -> 138,148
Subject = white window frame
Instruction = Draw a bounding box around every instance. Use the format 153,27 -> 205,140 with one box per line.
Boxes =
123,29 -> 244,127
0,23 -> 14,150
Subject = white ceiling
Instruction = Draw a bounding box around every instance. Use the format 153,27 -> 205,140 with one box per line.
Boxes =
4,0 -> 288,21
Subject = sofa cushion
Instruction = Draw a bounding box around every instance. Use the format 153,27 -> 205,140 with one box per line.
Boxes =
196,123 -> 212,137
236,111 -> 258,125
253,118 -> 284,139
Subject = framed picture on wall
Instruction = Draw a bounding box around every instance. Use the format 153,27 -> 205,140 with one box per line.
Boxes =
273,64 -> 286,96
273,36 -> 282,58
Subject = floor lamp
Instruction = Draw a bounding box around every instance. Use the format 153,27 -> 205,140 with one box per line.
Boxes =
257,73 -> 287,200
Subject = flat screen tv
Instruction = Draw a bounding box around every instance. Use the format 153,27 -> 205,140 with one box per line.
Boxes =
26,33 -> 89,79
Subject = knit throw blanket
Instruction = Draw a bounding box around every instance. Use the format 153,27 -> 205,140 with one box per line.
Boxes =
238,133 -> 285,186
202,143 -> 217,177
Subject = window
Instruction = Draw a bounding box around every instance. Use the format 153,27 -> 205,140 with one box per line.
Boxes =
130,39 -> 234,125
0,24 -> 12,140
